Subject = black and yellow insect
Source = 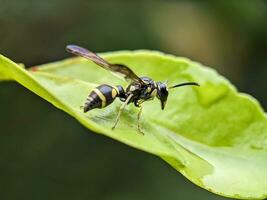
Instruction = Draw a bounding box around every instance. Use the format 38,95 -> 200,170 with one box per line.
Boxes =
66,45 -> 199,134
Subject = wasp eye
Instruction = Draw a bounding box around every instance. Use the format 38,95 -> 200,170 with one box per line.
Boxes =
156,82 -> 168,99
161,85 -> 167,93
159,84 -> 168,95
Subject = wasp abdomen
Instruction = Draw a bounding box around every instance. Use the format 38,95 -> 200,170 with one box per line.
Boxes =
83,84 -> 121,112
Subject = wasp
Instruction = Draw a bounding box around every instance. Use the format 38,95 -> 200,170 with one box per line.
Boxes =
66,45 -> 199,134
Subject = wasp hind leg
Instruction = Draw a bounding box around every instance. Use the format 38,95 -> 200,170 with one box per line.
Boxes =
137,105 -> 144,135
112,94 -> 133,130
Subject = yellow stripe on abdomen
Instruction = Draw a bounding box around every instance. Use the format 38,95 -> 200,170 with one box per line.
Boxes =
92,88 -> 106,108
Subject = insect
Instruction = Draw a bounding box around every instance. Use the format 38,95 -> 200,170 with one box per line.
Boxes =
66,45 -> 199,134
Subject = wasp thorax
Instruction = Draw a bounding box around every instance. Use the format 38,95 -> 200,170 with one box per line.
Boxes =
156,82 -> 169,110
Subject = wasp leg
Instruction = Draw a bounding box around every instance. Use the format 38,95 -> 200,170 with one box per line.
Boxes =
112,94 -> 133,130
137,105 -> 144,135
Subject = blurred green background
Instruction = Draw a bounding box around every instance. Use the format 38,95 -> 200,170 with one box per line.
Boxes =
0,0 -> 267,200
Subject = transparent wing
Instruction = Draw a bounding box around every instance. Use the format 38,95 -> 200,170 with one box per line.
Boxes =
66,45 -> 143,83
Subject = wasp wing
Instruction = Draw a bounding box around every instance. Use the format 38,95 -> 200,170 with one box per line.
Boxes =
66,45 -> 143,83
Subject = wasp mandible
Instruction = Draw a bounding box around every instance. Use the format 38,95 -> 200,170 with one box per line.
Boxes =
66,45 -> 199,134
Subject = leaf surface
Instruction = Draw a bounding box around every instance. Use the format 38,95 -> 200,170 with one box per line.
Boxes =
1,51 -> 267,199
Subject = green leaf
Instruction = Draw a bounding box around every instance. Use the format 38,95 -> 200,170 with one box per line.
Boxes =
0,51 -> 267,199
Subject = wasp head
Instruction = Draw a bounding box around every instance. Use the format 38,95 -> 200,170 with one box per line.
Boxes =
156,81 -> 200,110
156,81 -> 169,110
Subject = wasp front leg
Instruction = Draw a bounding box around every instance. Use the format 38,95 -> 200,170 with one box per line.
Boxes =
137,105 -> 144,135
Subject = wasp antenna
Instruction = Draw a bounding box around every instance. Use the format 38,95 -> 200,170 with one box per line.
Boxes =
169,82 -> 200,89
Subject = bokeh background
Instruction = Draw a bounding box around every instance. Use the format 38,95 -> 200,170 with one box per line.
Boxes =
0,0 -> 266,200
